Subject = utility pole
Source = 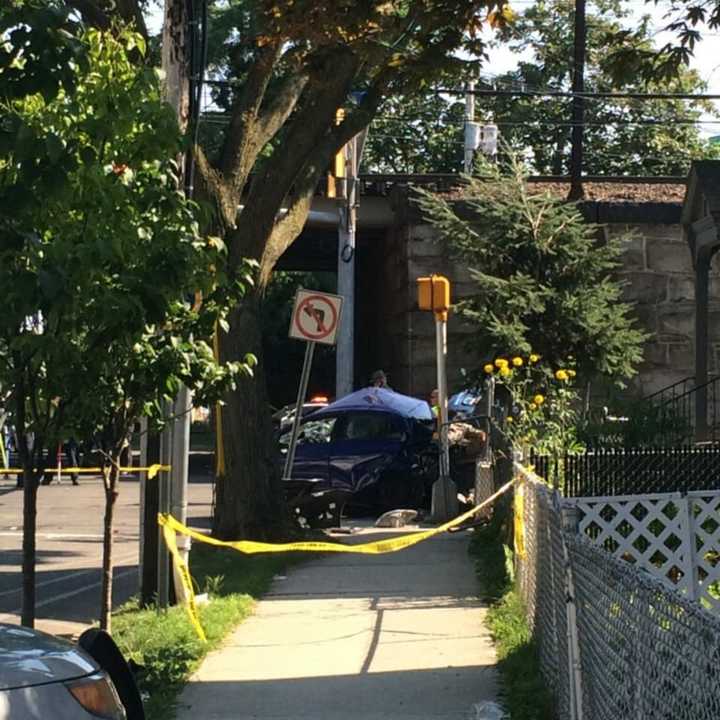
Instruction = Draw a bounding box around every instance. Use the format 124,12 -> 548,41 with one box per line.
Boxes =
142,0 -> 193,606
569,0 -> 587,200
464,81 -> 477,173
335,128 -> 367,399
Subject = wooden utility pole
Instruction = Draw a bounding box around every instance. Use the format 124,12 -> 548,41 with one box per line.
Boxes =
569,0 -> 587,200
141,0 -> 193,606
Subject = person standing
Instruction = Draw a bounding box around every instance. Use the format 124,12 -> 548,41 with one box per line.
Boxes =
429,388 -> 440,418
370,370 -> 392,389
65,437 -> 80,485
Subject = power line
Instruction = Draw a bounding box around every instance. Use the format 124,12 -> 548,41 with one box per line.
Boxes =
441,87 -> 720,101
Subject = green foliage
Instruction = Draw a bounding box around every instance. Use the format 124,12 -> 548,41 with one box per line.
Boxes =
0,2 -> 87,104
470,515 -> 554,720
0,24 -> 250,457
113,545 -> 292,720
363,87 -> 465,174
487,354 -> 584,456
603,0 -> 720,82
414,158 -> 648,387
489,0 -> 720,175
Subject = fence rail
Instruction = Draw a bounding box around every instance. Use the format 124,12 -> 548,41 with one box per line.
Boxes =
516,466 -> 720,720
531,445 -> 720,497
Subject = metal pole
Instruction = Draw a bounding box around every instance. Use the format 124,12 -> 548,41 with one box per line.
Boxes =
284,341 -> 316,480
437,318 -> 450,477
569,0 -> 587,200
431,316 -> 458,521
138,416 -> 147,589
157,401 -> 173,609
171,387 -> 192,602
336,137 -> 356,399
464,81 -> 476,173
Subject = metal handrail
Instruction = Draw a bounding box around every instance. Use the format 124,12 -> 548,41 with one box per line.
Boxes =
642,376 -> 695,404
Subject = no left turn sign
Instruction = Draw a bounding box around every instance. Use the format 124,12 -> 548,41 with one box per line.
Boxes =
289,289 -> 344,346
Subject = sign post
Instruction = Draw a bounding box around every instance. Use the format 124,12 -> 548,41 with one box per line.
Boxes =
417,275 -> 458,522
284,289 -> 343,481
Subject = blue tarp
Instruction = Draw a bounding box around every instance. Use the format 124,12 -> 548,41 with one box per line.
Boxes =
312,387 -> 433,421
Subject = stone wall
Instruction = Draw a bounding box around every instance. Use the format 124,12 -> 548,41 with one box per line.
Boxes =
610,223 -> 701,396
384,218 -> 717,401
404,224 -> 479,397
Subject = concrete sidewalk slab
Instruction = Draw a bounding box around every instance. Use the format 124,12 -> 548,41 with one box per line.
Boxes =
176,525 -> 498,720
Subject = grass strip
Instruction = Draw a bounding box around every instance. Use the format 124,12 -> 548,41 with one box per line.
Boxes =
113,544 -> 300,720
470,516 -> 554,720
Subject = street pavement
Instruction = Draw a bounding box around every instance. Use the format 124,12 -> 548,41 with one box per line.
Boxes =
0,471 -> 213,638
176,524 -> 499,720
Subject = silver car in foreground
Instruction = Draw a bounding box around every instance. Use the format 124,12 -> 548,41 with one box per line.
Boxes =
0,624 -> 127,719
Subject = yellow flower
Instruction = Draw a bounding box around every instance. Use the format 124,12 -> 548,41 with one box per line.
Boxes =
568,369 -> 576,378
494,358 -> 508,368
506,416 -> 513,424
500,366 -> 511,378
555,369 -> 569,381
529,353 -> 540,363
529,402 -> 537,411
512,356 -> 523,367
533,394 -> 545,405
484,363 -> 495,374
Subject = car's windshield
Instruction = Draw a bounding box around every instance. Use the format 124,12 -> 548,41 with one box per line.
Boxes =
335,412 -> 404,441
280,417 -> 336,448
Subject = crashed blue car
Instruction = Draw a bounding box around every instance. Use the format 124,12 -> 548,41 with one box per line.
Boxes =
281,388 -> 437,523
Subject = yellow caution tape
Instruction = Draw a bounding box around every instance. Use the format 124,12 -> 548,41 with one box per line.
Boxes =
514,481 -> 526,559
0,464 -> 170,479
161,521 -> 207,642
159,477 -> 517,640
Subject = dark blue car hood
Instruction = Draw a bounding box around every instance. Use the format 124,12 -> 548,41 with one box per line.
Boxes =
293,450 -> 397,495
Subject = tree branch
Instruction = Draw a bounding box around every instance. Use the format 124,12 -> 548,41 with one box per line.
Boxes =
219,42 -> 282,188
232,47 -> 360,266
235,67 -> 310,187
65,0 -> 148,38
194,145 -> 237,233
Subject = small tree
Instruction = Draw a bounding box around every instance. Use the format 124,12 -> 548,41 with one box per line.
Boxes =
414,158 -> 648,389
0,18 -> 248,628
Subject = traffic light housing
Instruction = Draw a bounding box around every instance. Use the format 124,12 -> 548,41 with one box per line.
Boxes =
417,275 -> 451,320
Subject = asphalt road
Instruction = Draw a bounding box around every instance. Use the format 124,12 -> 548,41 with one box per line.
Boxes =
0,471 -> 213,638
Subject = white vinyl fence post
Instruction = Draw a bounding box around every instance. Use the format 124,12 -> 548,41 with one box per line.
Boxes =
679,495 -> 699,601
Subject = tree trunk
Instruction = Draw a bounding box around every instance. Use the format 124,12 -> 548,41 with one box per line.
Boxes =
100,464 -> 119,632
213,291 -> 289,540
21,466 -> 38,628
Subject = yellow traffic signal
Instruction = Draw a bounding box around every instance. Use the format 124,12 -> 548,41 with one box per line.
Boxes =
327,109 -> 346,199
417,275 -> 451,320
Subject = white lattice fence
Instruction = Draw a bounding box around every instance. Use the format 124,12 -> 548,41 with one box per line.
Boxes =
566,490 -> 720,610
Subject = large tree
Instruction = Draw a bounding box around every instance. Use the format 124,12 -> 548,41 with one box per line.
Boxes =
186,0 -> 507,540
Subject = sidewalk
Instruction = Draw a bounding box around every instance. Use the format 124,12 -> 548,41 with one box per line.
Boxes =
176,523 -> 499,720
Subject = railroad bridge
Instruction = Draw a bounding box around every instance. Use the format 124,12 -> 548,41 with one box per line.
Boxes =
279,164 -> 719,402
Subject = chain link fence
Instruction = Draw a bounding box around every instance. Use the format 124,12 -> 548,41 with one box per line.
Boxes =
515,466 -> 720,720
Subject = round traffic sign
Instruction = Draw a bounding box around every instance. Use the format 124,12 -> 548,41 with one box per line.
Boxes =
292,294 -> 340,342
